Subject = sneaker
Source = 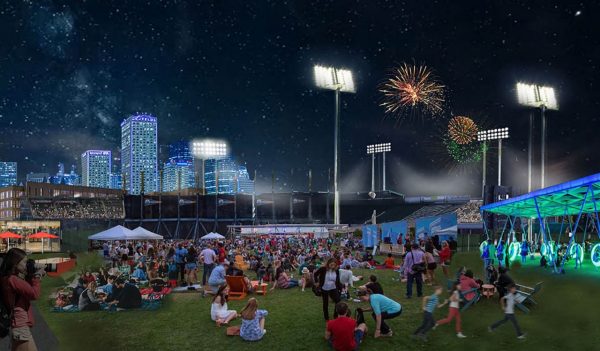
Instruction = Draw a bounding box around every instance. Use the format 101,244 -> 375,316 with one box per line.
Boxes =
263,329 -> 267,335
432,324 -> 438,330
457,333 -> 467,338
381,330 -> 393,337
488,326 -> 494,333
517,334 -> 526,340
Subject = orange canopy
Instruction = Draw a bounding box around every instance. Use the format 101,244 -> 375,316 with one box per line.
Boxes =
28,232 -> 60,239
0,231 -> 21,239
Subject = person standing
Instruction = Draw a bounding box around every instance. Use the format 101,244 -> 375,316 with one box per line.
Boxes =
356,287 -> 401,338
175,244 -> 188,284
439,241 -> 452,279
402,244 -> 425,298
0,248 -> 45,351
200,244 -> 217,287
488,284 -> 526,339
314,258 -> 343,320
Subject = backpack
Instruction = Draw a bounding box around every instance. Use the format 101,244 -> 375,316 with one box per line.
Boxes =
0,298 -> 12,339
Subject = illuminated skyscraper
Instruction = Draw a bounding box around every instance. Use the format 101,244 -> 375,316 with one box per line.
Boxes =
121,114 -> 158,194
81,150 -> 112,188
162,140 -> 194,192
0,162 -> 17,188
204,157 -> 254,194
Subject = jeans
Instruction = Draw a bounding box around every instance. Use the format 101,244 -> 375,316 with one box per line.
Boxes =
202,263 -> 215,285
414,311 -> 435,335
321,289 -> 341,320
490,313 -> 523,336
178,263 -> 186,282
371,309 -> 401,335
406,272 -> 423,298
286,279 -> 299,288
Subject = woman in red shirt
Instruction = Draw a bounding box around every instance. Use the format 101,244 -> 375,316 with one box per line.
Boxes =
439,241 -> 452,279
0,248 -> 44,351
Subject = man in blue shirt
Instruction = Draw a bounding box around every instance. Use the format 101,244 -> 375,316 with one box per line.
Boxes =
206,260 -> 230,296
175,244 -> 188,284
402,243 -> 425,298
357,287 -> 402,338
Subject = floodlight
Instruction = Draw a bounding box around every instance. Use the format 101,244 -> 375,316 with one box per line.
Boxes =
191,140 -> 229,159
516,83 -> 538,108
538,86 -> 558,110
314,65 -> 356,93
516,82 -> 558,111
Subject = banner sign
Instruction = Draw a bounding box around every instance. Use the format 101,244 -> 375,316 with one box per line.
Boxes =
415,213 -> 457,241
361,224 -> 378,247
381,220 -> 407,244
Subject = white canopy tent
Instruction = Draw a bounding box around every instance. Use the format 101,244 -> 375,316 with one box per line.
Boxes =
88,225 -> 134,241
200,232 -> 225,240
131,227 -> 164,240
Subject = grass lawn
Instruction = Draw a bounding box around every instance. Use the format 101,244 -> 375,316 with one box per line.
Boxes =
36,251 -> 600,351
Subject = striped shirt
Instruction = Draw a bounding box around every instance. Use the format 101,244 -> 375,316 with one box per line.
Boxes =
425,294 -> 438,313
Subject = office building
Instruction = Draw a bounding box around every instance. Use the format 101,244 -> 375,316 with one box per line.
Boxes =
110,173 -> 122,190
161,140 -> 194,192
204,157 -> 254,194
49,163 -> 80,186
26,173 -> 50,183
0,162 -> 17,188
81,150 -> 112,188
121,114 -> 158,194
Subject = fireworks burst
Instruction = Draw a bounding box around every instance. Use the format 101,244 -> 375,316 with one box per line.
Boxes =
448,116 -> 478,145
443,134 -> 484,165
379,63 -> 445,120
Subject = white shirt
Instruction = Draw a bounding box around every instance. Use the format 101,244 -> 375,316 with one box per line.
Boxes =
449,291 -> 460,309
504,293 -> 516,314
201,248 -> 217,265
322,270 -> 337,291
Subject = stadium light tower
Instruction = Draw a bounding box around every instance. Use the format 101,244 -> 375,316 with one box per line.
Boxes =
366,143 -> 391,192
477,128 -> 510,197
314,65 -> 356,225
516,83 -> 558,189
191,139 -> 228,194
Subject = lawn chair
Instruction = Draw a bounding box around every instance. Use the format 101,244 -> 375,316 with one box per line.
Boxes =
514,281 -> 543,314
459,287 -> 481,312
225,275 -> 248,300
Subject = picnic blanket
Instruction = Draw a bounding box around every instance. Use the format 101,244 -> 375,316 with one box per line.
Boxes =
52,299 -> 162,313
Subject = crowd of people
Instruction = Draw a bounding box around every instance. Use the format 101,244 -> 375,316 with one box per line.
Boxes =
0,232 -> 532,350
30,198 -> 124,219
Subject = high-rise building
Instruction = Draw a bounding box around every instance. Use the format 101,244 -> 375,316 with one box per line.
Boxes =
161,140 -> 195,192
64,165 -> 81,186
121,114 -> 158,194
204,157 -> 254,194
237,165 -> 255,194
81,150 -> 112,188
0,162 -> 17,188
110,173 -> 122,190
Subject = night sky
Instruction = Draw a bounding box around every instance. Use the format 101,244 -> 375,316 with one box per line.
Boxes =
1,1 -> 598,196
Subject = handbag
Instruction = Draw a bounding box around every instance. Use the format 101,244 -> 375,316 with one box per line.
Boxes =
410,252 -> 426,273
312,284 -> 322,297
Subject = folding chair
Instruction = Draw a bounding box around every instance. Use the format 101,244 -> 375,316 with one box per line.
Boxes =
225,275 -> 248,300
514,281 -> 543,313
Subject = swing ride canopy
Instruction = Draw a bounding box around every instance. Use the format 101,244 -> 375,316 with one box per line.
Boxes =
480,173 -> 600,218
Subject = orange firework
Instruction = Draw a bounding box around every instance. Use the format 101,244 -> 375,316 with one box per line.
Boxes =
379,63 -> 445,119
448,116 -> 478,145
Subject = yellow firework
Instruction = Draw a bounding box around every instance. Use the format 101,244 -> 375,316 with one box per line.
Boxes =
448,116 -> 478,145
379,63 -> 445,118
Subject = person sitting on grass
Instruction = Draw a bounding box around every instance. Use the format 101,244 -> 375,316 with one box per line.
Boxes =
271,262 -> 299,290
300,267 -> 314,292
210,285 -> 238,326
131,261 -> 148,281
356,287 -> 402,338
413,285 -> 444,341
240,297 -> 268,341
360,275 -> 383,295
107,278 -> 142,310
325,302 -> 368,351
79,280 -> 102,311
383,254 -> 395,269
434,282 -> 466,338
488,284 -> 526,339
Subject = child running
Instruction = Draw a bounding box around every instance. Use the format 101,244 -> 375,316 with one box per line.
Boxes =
488,284 -> 526,339
413,285 -> 444,341
434,282 -> 467,338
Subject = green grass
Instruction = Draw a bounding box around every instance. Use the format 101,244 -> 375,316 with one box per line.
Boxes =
36,252 -> 600,351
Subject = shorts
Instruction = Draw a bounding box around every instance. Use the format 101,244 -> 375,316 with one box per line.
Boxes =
185,263 -> 197,271
11,326 -> 33,341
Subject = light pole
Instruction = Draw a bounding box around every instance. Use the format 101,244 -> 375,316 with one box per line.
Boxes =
477,128 -> 509,194
314,65 -> 356,225
366,143 -> 391,192
516,83 -> 558,189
